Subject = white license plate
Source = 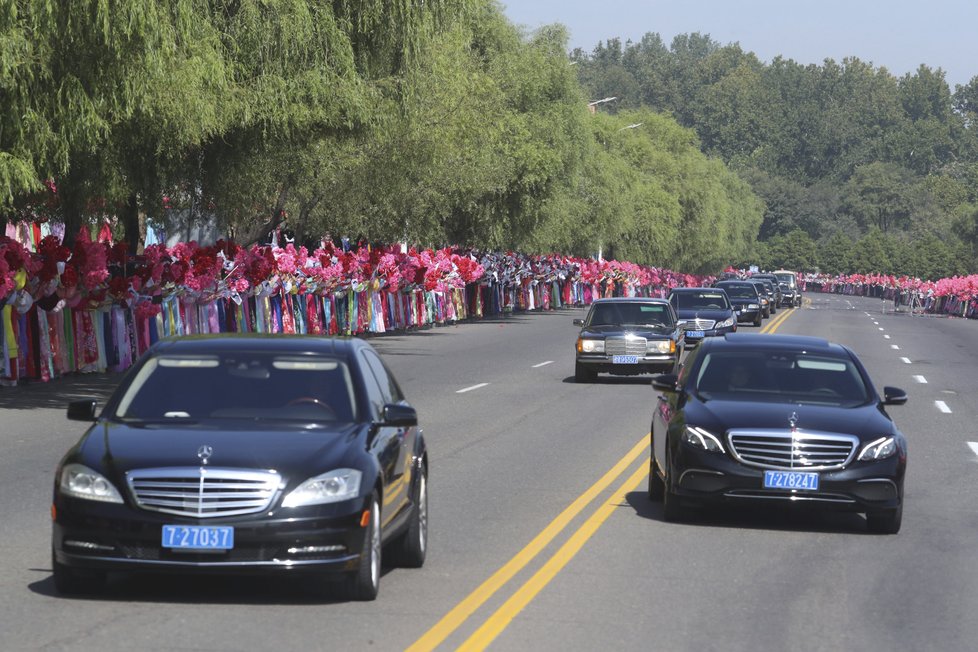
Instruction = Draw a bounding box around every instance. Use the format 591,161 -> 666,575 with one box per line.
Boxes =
612,355 -> 639,364
162,525 -> 234,550
763,470 -> 819,491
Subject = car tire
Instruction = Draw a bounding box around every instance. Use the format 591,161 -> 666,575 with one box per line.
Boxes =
647,456 -> 665,501
575,362 -> 596,383
347,494 -> 381,601
388,470 -> 427,568
52,550 -> 105,595
753,313 -> 763,327
866,503 -> 902,534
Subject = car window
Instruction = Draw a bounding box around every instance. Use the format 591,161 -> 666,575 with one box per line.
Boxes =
693,351 -> 870,406
361,349 -> 404,404
717,284 -> 756,299
588,303 -> 672,326
114,354 -> 358,422
673,292 -> 730,310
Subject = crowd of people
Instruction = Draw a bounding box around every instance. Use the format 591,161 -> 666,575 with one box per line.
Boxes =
0,224 -> 710,385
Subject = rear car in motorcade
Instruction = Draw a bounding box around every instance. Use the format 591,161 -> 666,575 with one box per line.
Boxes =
668,287 -> 737,347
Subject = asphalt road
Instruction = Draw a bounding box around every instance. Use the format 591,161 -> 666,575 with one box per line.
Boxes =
2,292 -> 977,651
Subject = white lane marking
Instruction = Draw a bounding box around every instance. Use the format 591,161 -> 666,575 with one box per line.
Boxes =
901,357 -> 912,364
873,321 -> 879,325
884,335 -> 891,339
891,345 -> 900,350
457,383 -> 489,394
878,327 -> 885,331
935,401 -> 952,414
532,361 -> 554,368
913,375 -> 928,384
968,442 -> 978,457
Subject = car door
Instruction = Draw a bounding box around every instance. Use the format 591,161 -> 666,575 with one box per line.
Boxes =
360,349 -> 414,524
652,347 -> 696,478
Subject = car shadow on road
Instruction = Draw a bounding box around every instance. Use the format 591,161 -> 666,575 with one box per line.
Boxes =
624,490 -> 874,535
27,565 -> 400,605
561,375 -> 656,385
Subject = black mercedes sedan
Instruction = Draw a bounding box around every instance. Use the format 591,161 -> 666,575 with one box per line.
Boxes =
648,334 -> 907,533
51,334 -> 428,600
714,280 -> 764,326
667,287 -> 737,347
573,298 -> 684,382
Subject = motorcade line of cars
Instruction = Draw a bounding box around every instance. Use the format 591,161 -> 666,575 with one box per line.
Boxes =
52,334 -> 427,601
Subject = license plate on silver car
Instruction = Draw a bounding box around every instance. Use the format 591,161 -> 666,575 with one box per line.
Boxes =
612,355 -> 639,364
162,525 -> 234,550
763,470 -> 819,491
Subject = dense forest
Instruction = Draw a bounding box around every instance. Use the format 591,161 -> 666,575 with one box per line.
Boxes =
572,33 -> 978,277
2,2 -> 976,278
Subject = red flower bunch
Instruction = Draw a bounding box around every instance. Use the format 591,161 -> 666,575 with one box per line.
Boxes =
70,232 -> 110,291
37,235 -> 71,284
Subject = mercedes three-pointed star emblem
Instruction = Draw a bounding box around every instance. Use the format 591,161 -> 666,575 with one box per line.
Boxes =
788,411 -> 799,430
197,444 -> 214,465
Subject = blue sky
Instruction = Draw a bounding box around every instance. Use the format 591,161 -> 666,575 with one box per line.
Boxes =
500,0 -> 977,89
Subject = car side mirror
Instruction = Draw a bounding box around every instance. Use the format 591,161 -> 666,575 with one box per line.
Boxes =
882,386 -> 908,406
383,403 -> 418,427
651,373 -> 680,393
67,399 -> 98,421
573,318 -> 584,326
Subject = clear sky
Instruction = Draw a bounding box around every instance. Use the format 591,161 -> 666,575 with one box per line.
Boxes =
500,0 -> 977,89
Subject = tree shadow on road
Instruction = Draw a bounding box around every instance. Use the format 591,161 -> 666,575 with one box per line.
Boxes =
0,372 -> 123,412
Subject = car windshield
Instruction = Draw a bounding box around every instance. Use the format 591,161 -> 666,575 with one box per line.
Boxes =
113,353 -> 358,423
775,274 -> 794,286
693,350 -> 871,407
588,302 -> 672,327
718,285 -> 756,299
673,292 -> 730,310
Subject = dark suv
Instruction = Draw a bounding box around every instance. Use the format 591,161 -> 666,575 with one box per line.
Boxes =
668,287 -> 737,347
572,298 -> 685,382
752,274 -> 786,308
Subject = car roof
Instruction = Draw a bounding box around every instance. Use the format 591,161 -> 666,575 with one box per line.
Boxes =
591,297 -> 671,305
151,333 -> 363,357
703,333 -> 849,355
716,280 -> 756,287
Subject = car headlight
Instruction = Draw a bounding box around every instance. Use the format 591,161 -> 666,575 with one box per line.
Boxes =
577,338 -> 605,354
747,303 -> 760,310
282,469 -> 363,507
59,464 -> 124,503
683,426 -> 725,453
647,339 -> 676,354
715,316 -> 735,328
858,437 -> 897,461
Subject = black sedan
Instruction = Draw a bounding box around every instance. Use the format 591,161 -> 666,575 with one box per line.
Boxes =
714,280 -> 764,326
573,298 -> 684,382
51,334 -> 428,600
648,334 -> 907,533
667,287 -> 737,347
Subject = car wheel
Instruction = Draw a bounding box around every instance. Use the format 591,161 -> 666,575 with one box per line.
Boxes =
647,456 -> 664,501
52,550 -> 105,595
753,313 -> 763,327
388,470 -> 427,568
575,362 -> 596,383
866,503 -> 902,534
347,494 -> 381,601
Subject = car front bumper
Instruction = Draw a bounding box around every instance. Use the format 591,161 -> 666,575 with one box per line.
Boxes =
670,445 -> 904,512
682,325 -> 736,346
733,307 -> 761,322
576,353 -> 679,375
52,496 -> 370,575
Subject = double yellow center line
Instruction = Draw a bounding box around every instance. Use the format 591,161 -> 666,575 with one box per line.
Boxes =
409,306 -> 798,650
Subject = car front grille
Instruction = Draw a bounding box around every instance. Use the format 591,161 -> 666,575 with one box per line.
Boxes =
605,336 -> 647,356
684,318 -> 716,330
126,468 -> 281,518
727,430 -> 858,471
